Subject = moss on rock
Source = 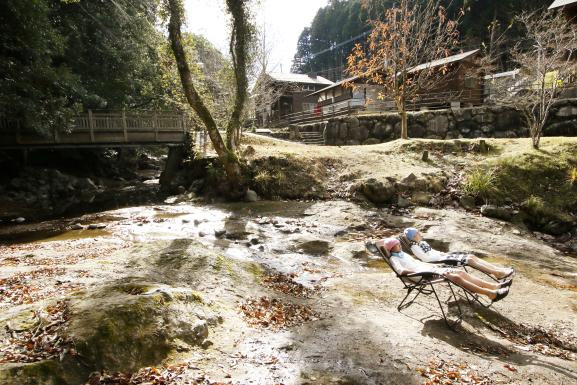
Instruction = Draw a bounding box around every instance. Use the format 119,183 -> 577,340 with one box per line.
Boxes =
244,262 -> 264,282
0,279 -> 215,385
70,295 -> 171,372
0,361 -> 68,385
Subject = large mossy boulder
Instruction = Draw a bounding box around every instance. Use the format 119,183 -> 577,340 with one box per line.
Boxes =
69,281 -> 209,372
480,204 -> 514,221
355,178 -> 398,205
0,280 -> 215,385
292,237 -> 333,256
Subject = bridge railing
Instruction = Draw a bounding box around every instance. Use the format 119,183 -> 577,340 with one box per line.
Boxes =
0,110 -> 190,148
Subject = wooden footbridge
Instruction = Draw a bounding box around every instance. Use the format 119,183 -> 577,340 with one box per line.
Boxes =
0,111 -> 191,149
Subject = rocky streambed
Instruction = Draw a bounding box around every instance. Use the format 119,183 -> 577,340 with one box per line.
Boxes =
0,198 -> 576,384
0,149 -> 166,223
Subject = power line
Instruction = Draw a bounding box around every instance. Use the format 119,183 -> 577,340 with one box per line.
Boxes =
309,30 -> 371,59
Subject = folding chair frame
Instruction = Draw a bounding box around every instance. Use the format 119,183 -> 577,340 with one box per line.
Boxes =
396,271 -> 465,329
366,241 -> 494,330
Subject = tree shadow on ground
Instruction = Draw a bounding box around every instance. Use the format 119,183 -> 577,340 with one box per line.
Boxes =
292,316 -> 421,385
146,238 -> 208,285
505,249 -> 577,275
421,301 -> 577,381
275,270 -> 422,384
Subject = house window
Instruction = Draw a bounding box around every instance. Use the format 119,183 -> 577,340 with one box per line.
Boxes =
302,103 -> 316,112
302,84 -> 315,92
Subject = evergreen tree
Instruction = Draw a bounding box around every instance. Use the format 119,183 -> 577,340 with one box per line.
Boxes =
53,0 -> 169,110
0,0 -> 187,135
0,0 -> 81,135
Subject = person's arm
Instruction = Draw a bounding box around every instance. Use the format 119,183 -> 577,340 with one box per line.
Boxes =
389,257 -> 409,276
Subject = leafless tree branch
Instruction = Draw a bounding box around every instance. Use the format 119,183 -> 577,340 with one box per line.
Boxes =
487,9 -> 577,149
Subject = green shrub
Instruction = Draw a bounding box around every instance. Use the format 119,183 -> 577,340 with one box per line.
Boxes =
205,162 -> 224,179
568,167 -> 577,186
254,169 -> 286,195
521,195 -> 548,217
462,168 -> 497,200
520,195 -> 572,232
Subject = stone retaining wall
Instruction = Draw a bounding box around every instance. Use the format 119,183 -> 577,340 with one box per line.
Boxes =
294,99 -> 577,145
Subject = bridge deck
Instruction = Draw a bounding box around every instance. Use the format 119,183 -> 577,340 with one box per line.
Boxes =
0,111 -> 188,149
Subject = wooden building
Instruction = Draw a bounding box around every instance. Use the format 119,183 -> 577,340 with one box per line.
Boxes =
310,49 -> 483,113
309,76 -> 382,114
253,73 -> 333,125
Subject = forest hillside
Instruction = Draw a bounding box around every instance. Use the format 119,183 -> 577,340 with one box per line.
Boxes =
291,0 -> 552,79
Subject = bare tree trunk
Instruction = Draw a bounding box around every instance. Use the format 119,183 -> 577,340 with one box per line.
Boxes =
488,10 -> 498,60
225,0 -> 250,152
235,126 -> 242,146
531,125 -> 541,149
399,95 -> 408,139
166,0 -> 243,186
400,110 -> 408,140
532,137 -> 540,149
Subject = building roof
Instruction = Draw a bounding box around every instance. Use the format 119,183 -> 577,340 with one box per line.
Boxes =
484,69 -> 520,80
308,75 -> 360,96
549,0 -> 577,9
408,49 -> 479,73
267,72 -> 334,86
309,49 -> 480,96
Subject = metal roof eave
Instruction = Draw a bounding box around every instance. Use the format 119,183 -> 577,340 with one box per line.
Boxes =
549,0 -> 577,10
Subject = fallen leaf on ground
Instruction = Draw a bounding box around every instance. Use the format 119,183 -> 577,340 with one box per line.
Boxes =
262,273 -> 318,297
85,364 -> 242,385
0,267 -> 83,306
417,359 -> 494,385
0,300 -> 72,363
240,296 -> 317,329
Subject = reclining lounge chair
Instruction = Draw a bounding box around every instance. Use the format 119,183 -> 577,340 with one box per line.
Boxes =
366,241 -> 465,329
396,234 -> 499,283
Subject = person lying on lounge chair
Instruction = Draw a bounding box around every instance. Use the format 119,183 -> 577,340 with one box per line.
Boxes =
377,238 -> 511,302
403,228 -> 514,280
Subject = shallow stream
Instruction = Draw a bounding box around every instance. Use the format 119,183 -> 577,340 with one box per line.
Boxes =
1,198 -> 576,384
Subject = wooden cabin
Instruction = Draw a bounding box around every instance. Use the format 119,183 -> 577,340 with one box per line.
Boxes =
408,49 -> 484,108
253,73 -> 333,125
309,76 -> 383,114
310,49 -> 484,113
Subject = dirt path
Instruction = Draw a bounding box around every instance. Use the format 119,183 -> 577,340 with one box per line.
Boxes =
1,199 -> 575,384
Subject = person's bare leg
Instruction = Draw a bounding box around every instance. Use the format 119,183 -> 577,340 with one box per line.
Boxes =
457,270 -> 500,290
445,272 -> 497,299
467,255 -> 512,279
